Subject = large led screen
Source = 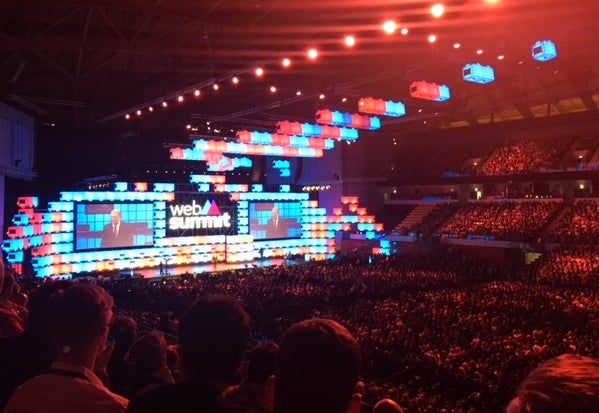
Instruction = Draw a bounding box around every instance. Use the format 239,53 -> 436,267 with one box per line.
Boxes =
249,201 -> 302,240
75,203 -> 154,251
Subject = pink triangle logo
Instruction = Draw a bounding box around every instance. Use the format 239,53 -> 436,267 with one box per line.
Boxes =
207,200 -> 222,216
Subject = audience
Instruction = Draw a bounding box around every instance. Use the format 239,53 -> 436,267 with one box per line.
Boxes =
271,318 -> 362,413
5,225 -> 599,413
0,279 -> 73,409
5,284 -> 128,413
122,332 -> 174,399
506,354 -> 599,413
125,295 -> 252,413
224,341 -> 279,412
440,200 -> 561,241
107,316 -> 138,395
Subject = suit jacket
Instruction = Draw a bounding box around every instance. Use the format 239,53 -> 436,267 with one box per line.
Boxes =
101,222 -> 136,248
264,218 -> 297,239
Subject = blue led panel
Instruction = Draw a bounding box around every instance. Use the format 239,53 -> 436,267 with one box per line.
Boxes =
462,63 -> 495,84
532,40 -> 557,62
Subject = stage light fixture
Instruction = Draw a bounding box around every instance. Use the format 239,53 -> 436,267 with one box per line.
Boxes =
162,101 -> 168,108
431,4 -> 444,17
307,48 -> 318,59
497,55 -> 505,60
428,34 -> 437,43
319,94 -> 325,100
462,63 -> 495,84
125,114 -> 130,120
177,95 -> 184,102
213,83 -> 219,90
400,28 -> 409,35
344,36 -> 356,47
232,76 -> 239,84
148,106 -> 154,112
282,58 -> 291,67
382,20 -> 397,34
136,110 -> 142,116
532,40 -> 557,62
270,86 -> 277,93
476,49 -> 484,55
296,90 -> 302,96
194,89 -> 201,96
453,43 -> 461,49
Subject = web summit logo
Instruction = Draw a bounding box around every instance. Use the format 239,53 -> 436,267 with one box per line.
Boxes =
168,199 -> 231,230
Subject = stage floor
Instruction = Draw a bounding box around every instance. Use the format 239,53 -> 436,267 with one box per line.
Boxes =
132,258 -> 288,279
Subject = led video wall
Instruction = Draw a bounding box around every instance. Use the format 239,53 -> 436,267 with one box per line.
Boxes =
2,181 -> 385,278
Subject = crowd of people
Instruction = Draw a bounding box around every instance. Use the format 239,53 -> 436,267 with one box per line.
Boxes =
3,249 -> 599,413
480,136 -> 575,176
527,245 -> 599,287
545,200 -> 599,244
389,133 -> 599,180
439,200 -> 562,241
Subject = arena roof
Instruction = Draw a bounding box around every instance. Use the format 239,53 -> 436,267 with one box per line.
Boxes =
1,0 -> 598,137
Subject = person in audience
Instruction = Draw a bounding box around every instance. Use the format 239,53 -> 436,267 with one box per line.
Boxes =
5,283 -> 128,413
506,354 -> 599,413
122,332 -> 174,399
373,399 -> 404,413
0,279 -> 73,410
224,340 -> 279,412
269,318 -> 362,413
125,295 -> 252,413
107,316 -> 138,395
0,267 -> 25,337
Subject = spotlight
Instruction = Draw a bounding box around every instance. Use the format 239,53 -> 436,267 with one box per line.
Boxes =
282,58 -> 291,67
428,34 -> 437,43
344,35 -> 356,47
400,28 -> 409,35
194,89 -> 201,97
177,95 -> 184,102
296,90 -> 302,96
125,114 -> 130,120
319,93 -> 325,100
232,76 -> 239,84
162,101 -> 168,108
186,124 -> 191,129
431,3 -> 445,17
136,109 -> 142,116
307,48 -> 318,59
213,83 -> 219,90
382,20 -> 397,34
270,86 -> 277,93
255,67 -> 264,77
148,106 -> 154,112
453,43 -> 461,49
476,49 -> 484,55
497,54 -> 505,60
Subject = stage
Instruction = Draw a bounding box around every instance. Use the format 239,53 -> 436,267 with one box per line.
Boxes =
123,258 -> 289,280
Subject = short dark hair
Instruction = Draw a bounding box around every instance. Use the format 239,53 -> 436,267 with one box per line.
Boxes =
48,284 -> 114,349
275,318 -> 361,413
507,354 -> 599,413
129,332 -> 168,375
109,316 -> 138,357
178,295 -> 251,381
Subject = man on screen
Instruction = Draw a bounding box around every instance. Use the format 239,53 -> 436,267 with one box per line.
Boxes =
265,207 -> 294,239
101,209 -> 136,248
